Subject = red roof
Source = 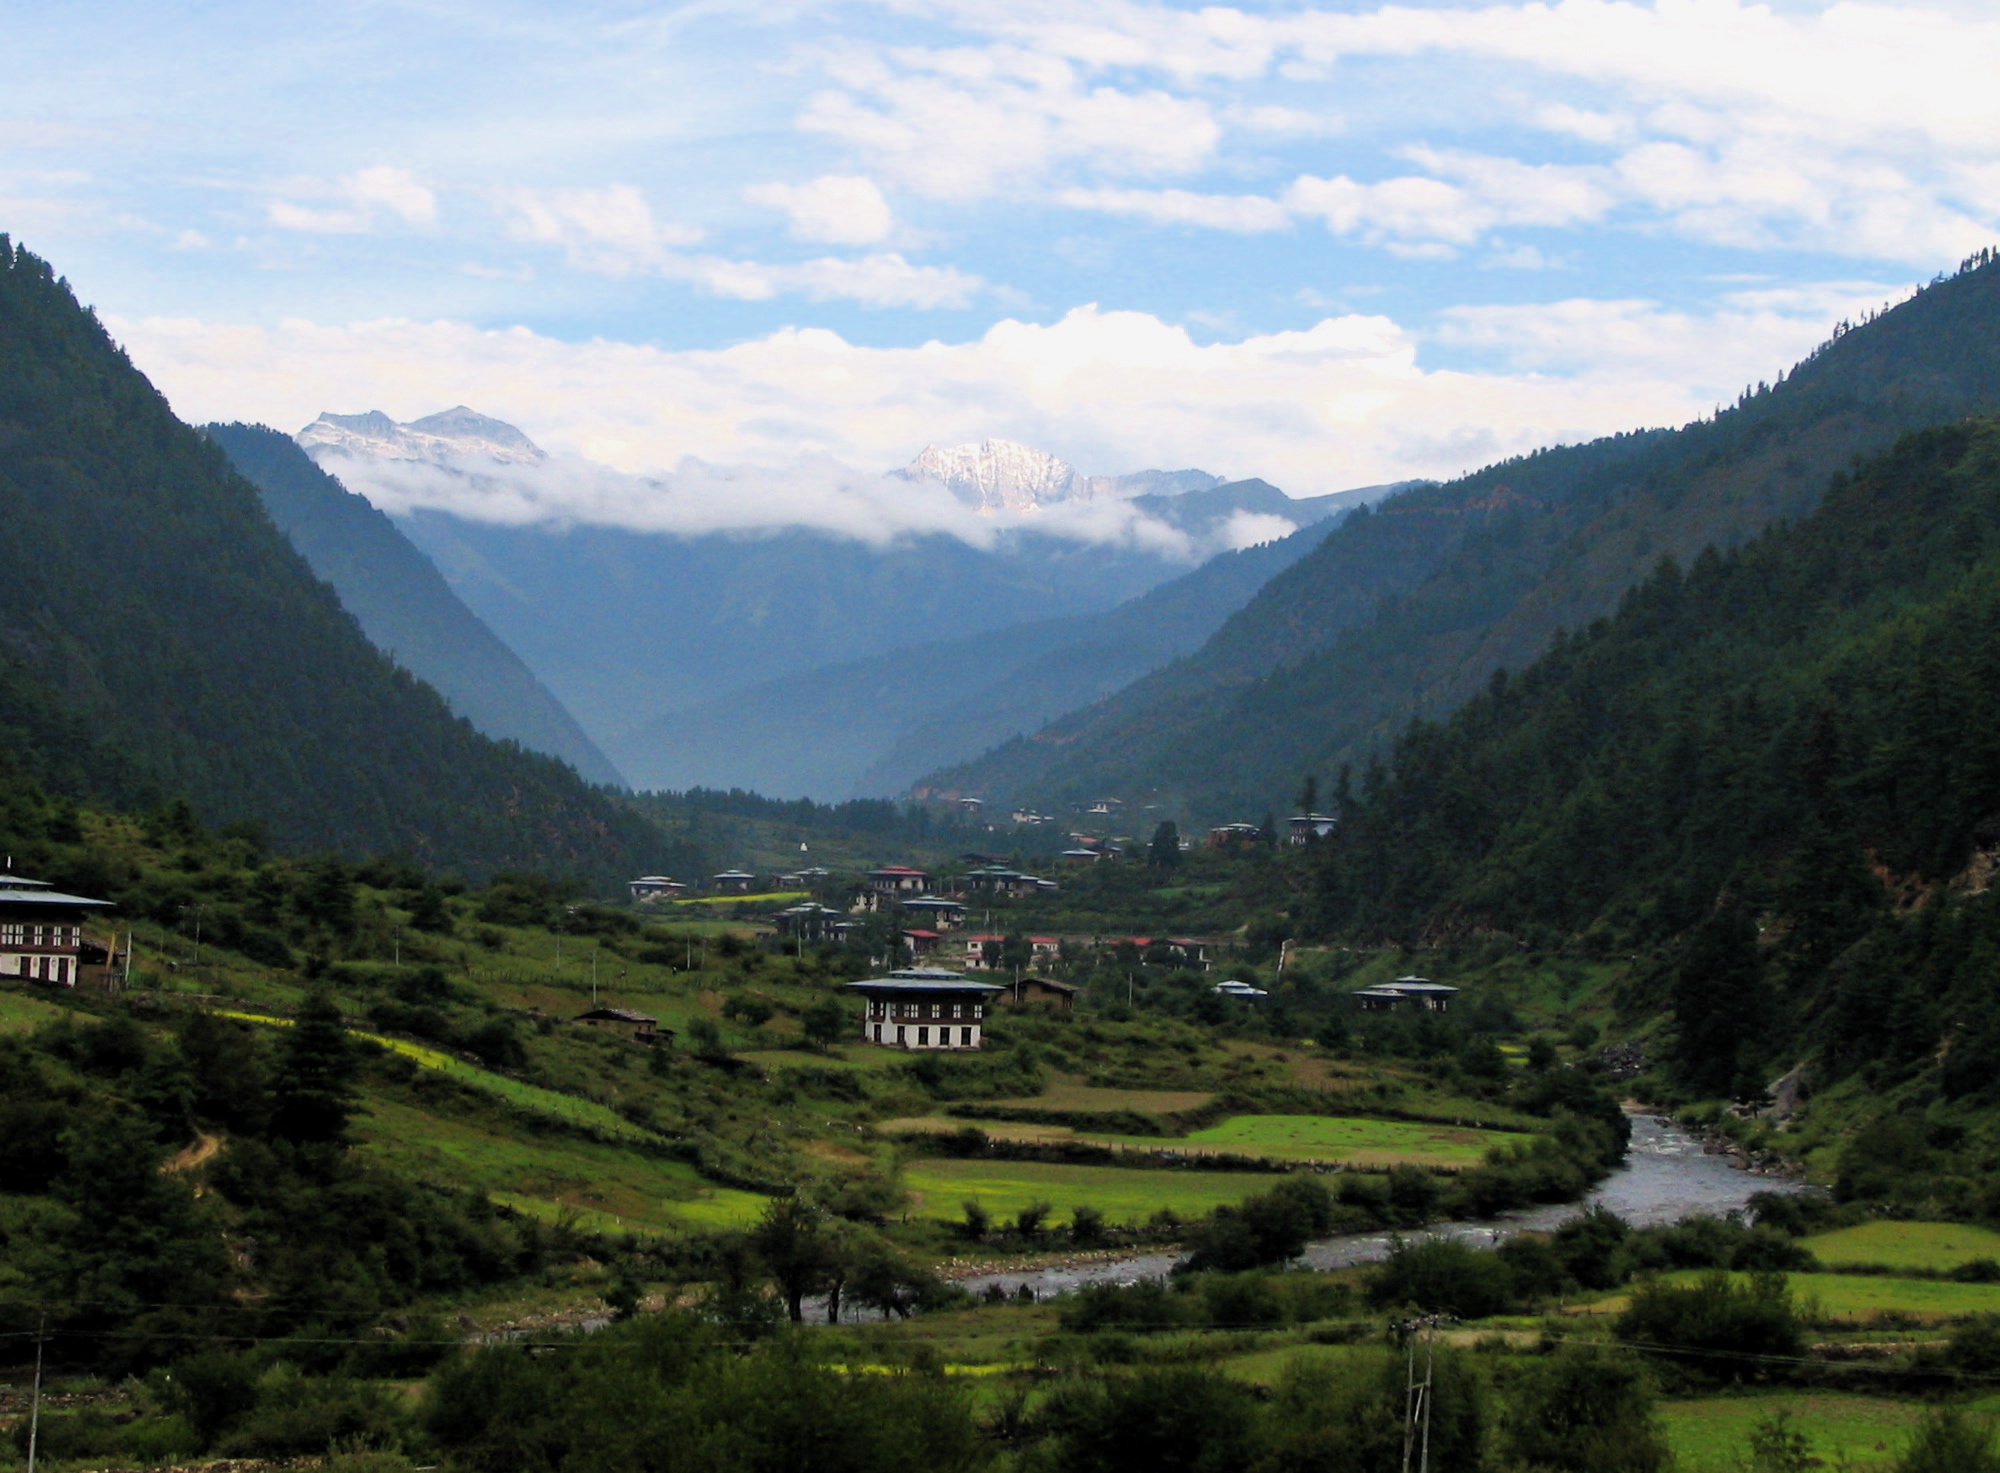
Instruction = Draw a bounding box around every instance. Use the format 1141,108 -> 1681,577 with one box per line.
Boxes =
874,865 -> 929,875
902,928 -> 940,939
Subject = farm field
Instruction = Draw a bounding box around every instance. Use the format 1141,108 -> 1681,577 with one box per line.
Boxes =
1658,1394 -> 1937,1470
1137,1114 -> 1534,1167
984,1079 -> 1217,1116
887,1111 -> 1533,1167
902,1157 -> 1285,1225
1804,1221 -> 2000,1273
355,1095 -> 770,1232
0,987 -> 66,1032
1591,1271 -> 2000,1322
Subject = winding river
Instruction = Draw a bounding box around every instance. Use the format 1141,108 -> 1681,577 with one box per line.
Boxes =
950,1113 -> 1804,1302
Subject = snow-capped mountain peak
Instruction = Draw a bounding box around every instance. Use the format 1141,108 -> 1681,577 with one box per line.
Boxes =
298,406 -> 546,466
900,438 -> 1084,513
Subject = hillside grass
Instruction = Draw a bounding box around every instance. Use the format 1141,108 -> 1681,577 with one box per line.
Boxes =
1657,1394 -> 1937,1471
0,986 -> 67,1033
1803,1221 -> 2000,1273
1130,1113 -> 1534,1167
901,1157 -> 1287,1225
355,1094 -> 769,1232
1586,1271 -> 2000,1321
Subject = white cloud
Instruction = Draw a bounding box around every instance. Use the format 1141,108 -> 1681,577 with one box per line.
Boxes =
1057,186 -> 1290,233
497,181 -> 978,306
270,166 -> 435,235
112,286 -> 1879,535
745,174 -> 895,244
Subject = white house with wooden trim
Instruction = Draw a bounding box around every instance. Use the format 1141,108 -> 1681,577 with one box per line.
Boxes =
846,968 -> 1003,1050
0,873 -> 113,987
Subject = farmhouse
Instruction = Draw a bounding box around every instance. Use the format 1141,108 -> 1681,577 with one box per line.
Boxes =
627,875 -> 686,903
573,1007 -> 667,1043
1288,813 -> 1338,844
902,928 -> 942,957
865,865 -> 931,897
961,865 -> 1053,898
1353,976 -> 1461,1013
1207,822 -> 1264,848
995,975 -> 1079,1012
0,872 -> 113,987
901,896 -> 967,929
711,869 -> 758,894
847,968 -> 1003,1050
775,902 -> 846,941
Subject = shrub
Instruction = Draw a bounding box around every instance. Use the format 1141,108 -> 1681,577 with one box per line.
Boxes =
1615,1271 -> 1804,1382
1499,1345 -> 1670,1473
1368,1236 -> 1519,1320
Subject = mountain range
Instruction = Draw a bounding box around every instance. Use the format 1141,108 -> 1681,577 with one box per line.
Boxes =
925,252 -> 2000,823
295,415 -> 1377,795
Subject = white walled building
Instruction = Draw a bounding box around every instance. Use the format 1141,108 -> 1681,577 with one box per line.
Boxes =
846,968 -> 1004,1050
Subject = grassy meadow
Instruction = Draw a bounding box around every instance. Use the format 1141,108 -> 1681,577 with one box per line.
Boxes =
1803,1220 -> 2000,1273
902,1157 -> 1290,1225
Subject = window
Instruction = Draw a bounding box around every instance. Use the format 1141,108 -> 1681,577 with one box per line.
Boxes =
972,1005 -> 984,1019
930,1003 -> 942,1019
950,1002 -> 962,1019
0,925 -> 19,945
917,1027 -> 929,1046
960,1027 -> 973,1047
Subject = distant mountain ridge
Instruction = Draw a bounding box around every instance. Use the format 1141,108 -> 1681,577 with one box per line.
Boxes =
924,253 -> 2000,822
300,406 -> 546,465
206,424 -> 625,787
896,437 -> 1222,512
298,416 -> 1371,793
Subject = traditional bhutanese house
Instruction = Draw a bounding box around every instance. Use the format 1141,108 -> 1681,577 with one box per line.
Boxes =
0,873 -> 113,988
957,797 -> 985,814
573,1006 -> 667,1043
961,865 -> 1049,898
628,875 -> 686,903
711,870 -> 758,894
865,865 -> 932,897
1061,848 -> 1103,865
1353,976 -> 1461,1013
901,896 -> 967,930
995,974 -> 1078,1012
1287,813 -> 1339,844
902,928 -> 942,957
847,968 -> 1003,1050
776,902 -> 846,941
962,933 -> 1004,968
1207,821 -> 1264,849
776,865 -> 833,887
1030,935 -> 1061,961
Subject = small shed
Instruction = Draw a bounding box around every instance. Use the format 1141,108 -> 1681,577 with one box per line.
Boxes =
996,975 -> 1079,1012
574,1006 -> 666,1043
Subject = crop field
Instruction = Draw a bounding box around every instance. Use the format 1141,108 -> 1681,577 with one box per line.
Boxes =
0,987 -> 66,1033
1609,1271 -> 2000,1322
356,1095 -> 770,1232
880,1115 -> 1076,1144
984,1080 -> 1217,1116
1804,1221 -> 2000,1273
1658,1394 -> 1934,1470
902,1157 -> 1285,1224
1136,1114 -> 1535,1167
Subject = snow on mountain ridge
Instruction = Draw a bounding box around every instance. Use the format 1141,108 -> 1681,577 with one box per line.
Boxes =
300,406 -> 546,466
898,438 -> 1224,513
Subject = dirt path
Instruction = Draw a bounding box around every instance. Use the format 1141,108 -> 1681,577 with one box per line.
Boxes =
162,1130 -> 222,1174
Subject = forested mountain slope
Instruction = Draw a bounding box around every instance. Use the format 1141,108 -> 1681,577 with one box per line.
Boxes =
0,238 -> 660,880
207,424 -> 625,787
1304,418 -> 2000,1114
928,251 -> 2000,820
624,496 -> 1366,797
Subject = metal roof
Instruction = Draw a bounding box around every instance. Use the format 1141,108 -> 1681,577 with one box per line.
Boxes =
846,967 -> 1003,995
576,1007 -> 658,1025
0,878 -> 112,909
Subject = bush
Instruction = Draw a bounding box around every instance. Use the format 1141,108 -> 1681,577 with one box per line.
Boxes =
1615,1271 -> 1804,1382
1368,1236 -> 1519,1319
1181,1177 -> 1336,1272
1499,1345 -> 1670,1473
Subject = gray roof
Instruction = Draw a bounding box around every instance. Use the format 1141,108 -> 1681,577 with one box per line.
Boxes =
0,876 -> 112,909
847,967 -> 1004,995
576,1007 -> 659,1025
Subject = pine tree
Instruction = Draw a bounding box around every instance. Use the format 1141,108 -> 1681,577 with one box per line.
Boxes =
269,990 -> 359,1144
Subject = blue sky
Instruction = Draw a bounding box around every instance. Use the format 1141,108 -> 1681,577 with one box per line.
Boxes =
6,0 -> 1998,505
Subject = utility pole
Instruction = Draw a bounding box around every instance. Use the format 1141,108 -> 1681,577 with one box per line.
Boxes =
1399,1314 -> 1446,1473
26,1306 -> 46,1473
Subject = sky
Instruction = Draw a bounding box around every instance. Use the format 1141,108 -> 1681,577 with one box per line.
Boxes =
6,0 -> 1999,512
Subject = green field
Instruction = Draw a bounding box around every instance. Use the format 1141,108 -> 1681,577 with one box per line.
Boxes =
1804,1221 -> 2000,1273
1136,1114 -> 1535,1167
902,1157 -> 1287,1224
1659,1394 -> 1938,1470
986,1080 -> 1217,1116
0,987 -> 66,1033
356,1095 -> 770,1232
1620,1271 -> 2000,1322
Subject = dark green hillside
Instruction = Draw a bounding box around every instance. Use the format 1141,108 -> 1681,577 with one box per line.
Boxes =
0,238 -> 658,881
930,250 -> 2000,821
207,423 -> 625,788
1301,418 -> 2000,1162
